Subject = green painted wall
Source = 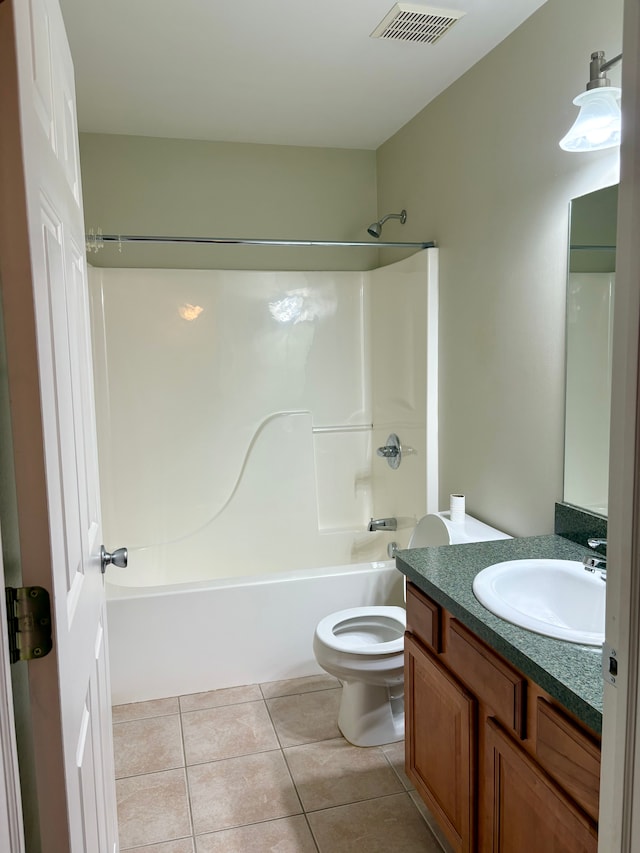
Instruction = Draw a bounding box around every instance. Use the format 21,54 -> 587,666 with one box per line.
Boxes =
376,0 -> 623,535
80,134 -> 378,271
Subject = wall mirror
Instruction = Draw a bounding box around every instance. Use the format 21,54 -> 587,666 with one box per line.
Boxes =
563,184 -> 618,516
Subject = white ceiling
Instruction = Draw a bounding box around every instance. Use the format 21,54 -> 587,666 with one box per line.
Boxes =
59,0 -> 547,150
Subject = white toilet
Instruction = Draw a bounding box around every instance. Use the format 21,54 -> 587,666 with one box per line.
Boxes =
313,605 -> 406,747
313,511 -> 511,748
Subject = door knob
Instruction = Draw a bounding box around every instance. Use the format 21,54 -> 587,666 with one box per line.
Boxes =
100,545 -> 128,574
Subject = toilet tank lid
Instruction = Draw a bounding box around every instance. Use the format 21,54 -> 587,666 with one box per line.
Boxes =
408,512 -> 511,547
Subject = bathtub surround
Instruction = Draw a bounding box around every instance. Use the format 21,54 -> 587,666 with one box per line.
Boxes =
91,251 -> 437,586
92,247 -> 437,705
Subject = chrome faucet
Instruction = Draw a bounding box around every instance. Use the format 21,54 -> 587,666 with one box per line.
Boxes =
583,537 -> 607,580
368,517 -> 398,532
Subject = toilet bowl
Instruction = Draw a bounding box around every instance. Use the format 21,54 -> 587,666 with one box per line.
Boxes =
313,605 -> 406,747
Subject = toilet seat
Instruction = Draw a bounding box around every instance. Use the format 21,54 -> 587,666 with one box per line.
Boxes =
315,606 -> 405,656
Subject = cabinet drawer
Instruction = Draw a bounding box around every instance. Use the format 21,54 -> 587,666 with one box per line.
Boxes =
535,699 -> 600,822
446,619 -> 526,738
406,583 -> 441,653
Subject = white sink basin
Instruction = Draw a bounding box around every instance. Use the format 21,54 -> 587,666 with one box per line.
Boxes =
472,559 -> 605,646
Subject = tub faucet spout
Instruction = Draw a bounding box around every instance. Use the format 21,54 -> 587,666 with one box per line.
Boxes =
368,517 -> 397,532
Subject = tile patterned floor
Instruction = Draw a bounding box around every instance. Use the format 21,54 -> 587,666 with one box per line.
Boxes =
113,675 -> 451,852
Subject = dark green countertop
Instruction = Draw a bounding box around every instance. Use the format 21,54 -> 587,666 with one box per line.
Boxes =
396,534 -> 603,734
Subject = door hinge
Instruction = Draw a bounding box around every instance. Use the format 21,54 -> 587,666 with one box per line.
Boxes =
5,586 -> 53,664
602,640 -> 618,687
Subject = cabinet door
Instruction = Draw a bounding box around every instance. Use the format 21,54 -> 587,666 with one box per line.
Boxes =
405,633 -> 477,853
483,718 -> 597,853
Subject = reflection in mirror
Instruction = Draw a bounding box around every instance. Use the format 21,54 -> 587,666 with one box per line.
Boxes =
564,185 -> 618,516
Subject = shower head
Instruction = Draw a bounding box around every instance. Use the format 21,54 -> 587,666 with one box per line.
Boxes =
367,210 -> 407,239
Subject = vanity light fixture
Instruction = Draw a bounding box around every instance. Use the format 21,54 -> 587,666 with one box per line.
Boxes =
560,51 -> 622,152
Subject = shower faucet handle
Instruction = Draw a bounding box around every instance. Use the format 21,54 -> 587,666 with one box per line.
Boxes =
377,445 -> 399,458
376,433 -> 402,469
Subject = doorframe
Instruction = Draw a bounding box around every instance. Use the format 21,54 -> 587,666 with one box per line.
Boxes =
598,0 -> 640,849
0,533 -> 25,853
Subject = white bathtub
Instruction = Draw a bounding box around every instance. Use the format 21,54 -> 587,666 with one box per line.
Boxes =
106,560 -> 404,705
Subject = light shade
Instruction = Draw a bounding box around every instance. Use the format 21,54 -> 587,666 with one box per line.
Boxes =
560,86 -> 622,151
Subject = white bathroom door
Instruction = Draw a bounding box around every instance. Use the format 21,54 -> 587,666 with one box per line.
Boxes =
0,1 -> 118,851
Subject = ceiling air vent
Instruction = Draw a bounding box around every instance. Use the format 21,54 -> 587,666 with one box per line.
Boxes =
371,4 -> 465,45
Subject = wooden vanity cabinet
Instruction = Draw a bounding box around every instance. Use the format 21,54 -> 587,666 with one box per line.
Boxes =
405,582 -> 600,853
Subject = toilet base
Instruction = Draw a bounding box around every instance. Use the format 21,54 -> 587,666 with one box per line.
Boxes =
337,680 -> 404,747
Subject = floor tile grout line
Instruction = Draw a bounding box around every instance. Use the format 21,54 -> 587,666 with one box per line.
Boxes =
114,761 -> 186,782
179,696 -> 271,721
179,689 -> 265,714
259,683 -> 342,701
119,831 -> 194,852
176,706 -> 196,842
379,745 -> 415,792
303,811 -> 323,853
298,787 -> 413,817
262,694 -> 288,751
181,744 -> 289,772
303,788 -> 418,816
112,709 -> 181,726
407,791 -> 450,853
273,731 -> 306,819
191,811 -> 321,841
279,738 -> 310,814
112,714 -> 177,724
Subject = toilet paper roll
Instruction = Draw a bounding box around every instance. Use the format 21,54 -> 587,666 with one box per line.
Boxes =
450,494 -> 466,524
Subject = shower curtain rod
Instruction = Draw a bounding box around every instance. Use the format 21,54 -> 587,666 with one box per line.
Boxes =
87,233 -> 436,250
